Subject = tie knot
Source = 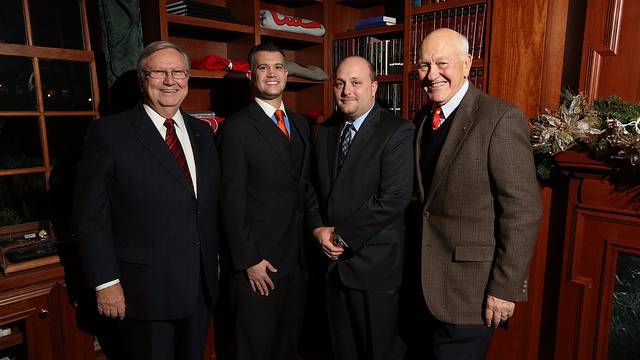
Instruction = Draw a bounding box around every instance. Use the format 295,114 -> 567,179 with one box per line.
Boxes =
433,107 -> 442,116
274,110 -> 285,123
164,118 -> 176,128
343,122 -> 353,132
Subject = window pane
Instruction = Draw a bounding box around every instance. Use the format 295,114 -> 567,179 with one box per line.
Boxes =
29,0 -> 84,49
0,0 -> 26,45
0,173 -> 48,227
46,117 -> 92,227
40,60 -> 93,111
0,117 -> 43,170
0,56 -> 37,111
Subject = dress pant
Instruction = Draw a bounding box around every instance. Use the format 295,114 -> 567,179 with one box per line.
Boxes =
116,270 -> 212,360
405,294 -> 494,360
231,268 -> 307,360
325,269 -> 406,360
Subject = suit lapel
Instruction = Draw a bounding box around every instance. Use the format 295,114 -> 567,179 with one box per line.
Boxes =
249,103 -> 295,177
337,105 -> 380,175
132,105 -> 195,197
414,107 -> 429,203
327,123 -> 340,181
425,87 -> 479,205
182,112 -> 201,198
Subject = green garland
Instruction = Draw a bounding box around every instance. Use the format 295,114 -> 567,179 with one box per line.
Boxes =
530,91 -> 640,181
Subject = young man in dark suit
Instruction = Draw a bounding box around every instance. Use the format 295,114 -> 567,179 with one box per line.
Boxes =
73,41 -> 220,359
308,56 -> 415,360
217,43 -> 321,360
413,28 -> 542,359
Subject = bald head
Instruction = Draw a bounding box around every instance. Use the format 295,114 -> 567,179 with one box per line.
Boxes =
417,28 -> 472,106
334,56 -> 378,120
422,28 -> 469,59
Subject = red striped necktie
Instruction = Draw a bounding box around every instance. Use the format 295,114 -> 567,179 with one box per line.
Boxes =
432,107 -> 444,130
164,118 -> 192,186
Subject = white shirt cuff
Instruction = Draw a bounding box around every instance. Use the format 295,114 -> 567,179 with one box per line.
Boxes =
96,279 -> 120,291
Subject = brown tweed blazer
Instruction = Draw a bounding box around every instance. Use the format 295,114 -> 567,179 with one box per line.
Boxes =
415,85 -> 542,325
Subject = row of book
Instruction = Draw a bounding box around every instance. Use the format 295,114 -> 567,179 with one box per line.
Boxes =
334,37 -> 404,76
166,0 -> 236,23
410,4 -> 486,63
377,83 -> 402,116
407,68 -> 484,120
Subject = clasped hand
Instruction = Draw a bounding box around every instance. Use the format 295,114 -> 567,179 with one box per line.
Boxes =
313,226 -> 343,260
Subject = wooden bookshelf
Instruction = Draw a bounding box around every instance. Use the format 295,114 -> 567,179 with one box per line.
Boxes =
334,24 -> 404,40
142,0 -> 329,118
412,0 -> 487,15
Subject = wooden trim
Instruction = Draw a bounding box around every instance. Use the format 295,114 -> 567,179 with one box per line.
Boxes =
376,74 -> 402,83
0,44 -> 94,62
260,28 -> 324,45
334,24 -> 404,40
412,0 -> 487,15
580,0 -> 623,101
0,112 -> 41,117
190,69 -> 250,80
0,168 -> 47,177
167,14 -> 254,35
0,112 -> 99,117
22,0 -> 33,47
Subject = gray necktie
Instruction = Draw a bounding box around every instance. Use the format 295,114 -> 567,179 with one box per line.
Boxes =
338,122 -> 354,170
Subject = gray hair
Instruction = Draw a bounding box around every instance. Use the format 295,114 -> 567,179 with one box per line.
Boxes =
136,41 -> 190,82
456,32 -> 470,58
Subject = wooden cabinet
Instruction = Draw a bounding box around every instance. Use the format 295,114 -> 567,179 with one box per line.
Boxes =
140,0 -> 330,120
0,265 -> 95,360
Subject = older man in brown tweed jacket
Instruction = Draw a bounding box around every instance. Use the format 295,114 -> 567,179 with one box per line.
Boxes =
412,28 -> 542,359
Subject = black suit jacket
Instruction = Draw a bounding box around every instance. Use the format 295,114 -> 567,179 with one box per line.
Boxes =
218,102 -> 314,277
73,104 -> 220,320
308,104 -> 415,291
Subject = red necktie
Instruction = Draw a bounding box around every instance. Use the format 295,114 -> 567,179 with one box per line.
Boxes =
432,107 -> 443,130
164,118 -> 192,186
274,109 -> 289,139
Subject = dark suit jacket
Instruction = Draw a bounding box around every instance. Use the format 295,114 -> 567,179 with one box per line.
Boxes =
415,85 -> 542,325
218,102 -> 313,277
308,104 -> 415,291
73,104 -> 220,321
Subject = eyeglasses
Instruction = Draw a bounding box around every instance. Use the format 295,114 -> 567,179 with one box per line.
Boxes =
144,70 -> 189,79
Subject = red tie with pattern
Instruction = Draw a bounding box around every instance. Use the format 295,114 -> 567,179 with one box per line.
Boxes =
432,107 -> 444,130
274,109 -> 290,139
164,118 -> 192,186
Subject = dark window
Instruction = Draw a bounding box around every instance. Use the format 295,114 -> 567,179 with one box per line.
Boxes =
0,56 -> 36,111
29,0 -> 84,50
0,117 -> 43,170
0,0 -> 26,45
40,60 -> 93,111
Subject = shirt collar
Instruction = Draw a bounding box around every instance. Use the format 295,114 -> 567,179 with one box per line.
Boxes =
143,103 -> 186,130
439,80 -> 469,118
255,97 -> 287,119
346,102 -> 375,132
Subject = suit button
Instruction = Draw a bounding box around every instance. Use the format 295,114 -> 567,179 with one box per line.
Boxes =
328,198 -> 335,205
197,211 -> 201,215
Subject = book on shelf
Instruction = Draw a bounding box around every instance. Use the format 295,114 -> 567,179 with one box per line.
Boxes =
409,3 -> 487,63
334,36 -> 403,76
355,22 -> 396,30
356,16 -> 396,27
166,0 -> 235,22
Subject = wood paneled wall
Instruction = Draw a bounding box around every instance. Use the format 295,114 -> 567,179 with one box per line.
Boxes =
580,0 -> 640,103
